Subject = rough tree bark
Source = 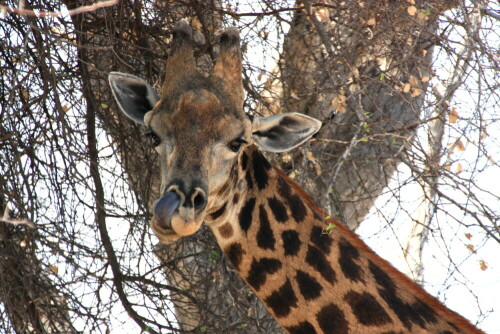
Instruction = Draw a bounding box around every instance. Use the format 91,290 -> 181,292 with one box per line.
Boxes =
261,0 -> 459,230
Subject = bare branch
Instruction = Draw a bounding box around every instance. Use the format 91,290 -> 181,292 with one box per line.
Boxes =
0,0 -> 118,18
404,0 -> 484,280
0,203 -> 35,230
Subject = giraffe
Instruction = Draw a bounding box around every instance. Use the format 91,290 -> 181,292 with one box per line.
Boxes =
108,22 -> 483,334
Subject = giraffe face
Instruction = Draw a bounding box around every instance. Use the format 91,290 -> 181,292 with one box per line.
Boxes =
109,23 -> 321,243
143,88 -> 253,241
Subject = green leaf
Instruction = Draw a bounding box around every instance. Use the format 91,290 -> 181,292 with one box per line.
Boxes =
363,123 -> 370,133
323,222 -> 336,235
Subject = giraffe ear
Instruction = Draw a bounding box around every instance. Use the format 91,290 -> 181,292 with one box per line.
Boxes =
108,72 -> 160,124
251,113 -> 322,153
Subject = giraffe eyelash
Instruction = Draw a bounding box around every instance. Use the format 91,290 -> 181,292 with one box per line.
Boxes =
228,137 -> 248,153
145,130 -> 161,147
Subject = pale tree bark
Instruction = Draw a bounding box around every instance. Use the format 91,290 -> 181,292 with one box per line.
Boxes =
0,198 -> 77,334
262,0 -> 459,230
404,1 -> 484,281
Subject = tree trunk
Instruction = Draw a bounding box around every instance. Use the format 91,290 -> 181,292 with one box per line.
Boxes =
265,0 -> 457,230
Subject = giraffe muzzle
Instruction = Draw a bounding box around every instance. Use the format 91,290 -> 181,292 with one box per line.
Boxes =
153,192 -> 181,230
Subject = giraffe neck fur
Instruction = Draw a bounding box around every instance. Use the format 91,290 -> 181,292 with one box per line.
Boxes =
206,145 -> 482,334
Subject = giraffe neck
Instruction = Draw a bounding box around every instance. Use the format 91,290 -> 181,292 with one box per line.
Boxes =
206,146 -> 482,334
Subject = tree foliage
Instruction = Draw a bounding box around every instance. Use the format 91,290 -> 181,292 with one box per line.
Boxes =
0,0 -> 498,333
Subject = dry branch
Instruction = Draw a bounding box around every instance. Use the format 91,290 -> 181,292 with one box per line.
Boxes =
0,0 -> 118,17
0,203 -> 35,230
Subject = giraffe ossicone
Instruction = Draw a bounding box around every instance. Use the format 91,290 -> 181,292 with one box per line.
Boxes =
109,22 -> 483,334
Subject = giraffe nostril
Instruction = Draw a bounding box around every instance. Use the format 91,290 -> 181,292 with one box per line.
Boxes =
192,188 -> 207,211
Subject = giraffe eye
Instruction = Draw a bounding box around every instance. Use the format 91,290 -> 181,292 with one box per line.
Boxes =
229,138 -> 247,153
146,131 -> 161,147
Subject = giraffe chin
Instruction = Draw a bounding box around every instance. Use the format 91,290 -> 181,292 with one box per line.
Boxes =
150,217 -> 182,244
151,215 -> 204,244
170,216 -> 203,237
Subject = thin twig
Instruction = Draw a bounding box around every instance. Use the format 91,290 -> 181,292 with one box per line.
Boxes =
0,0 -> 118,18
302,0 -> 335,58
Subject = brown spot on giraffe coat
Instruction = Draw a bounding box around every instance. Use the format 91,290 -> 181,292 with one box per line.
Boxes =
218,222 -> 233,239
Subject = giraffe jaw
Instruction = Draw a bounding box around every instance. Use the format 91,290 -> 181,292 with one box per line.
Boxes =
151,215 -> 204,244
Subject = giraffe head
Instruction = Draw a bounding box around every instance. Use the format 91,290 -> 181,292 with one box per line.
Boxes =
109,22 -> 321,243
